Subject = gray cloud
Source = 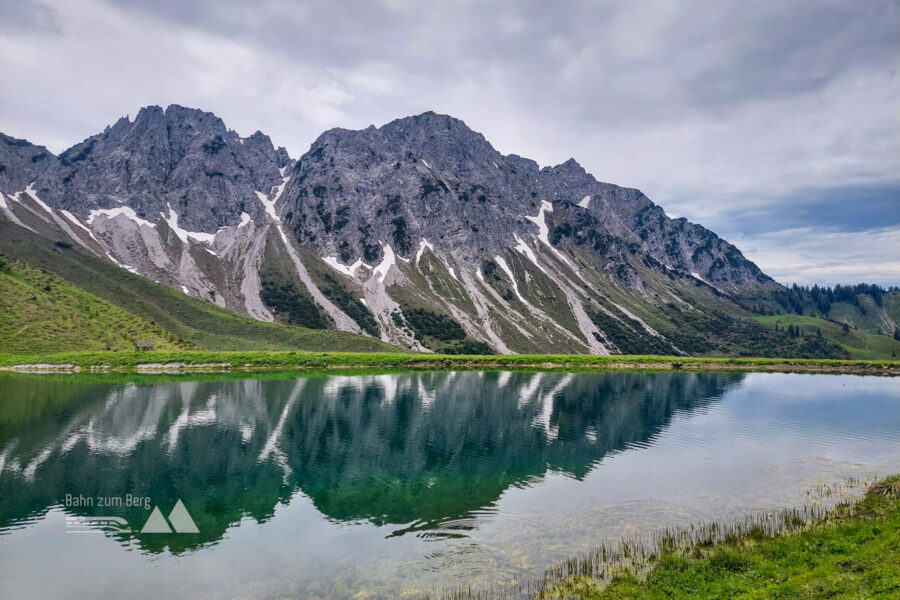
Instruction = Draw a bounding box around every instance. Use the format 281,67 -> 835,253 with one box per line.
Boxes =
710,183 -> 900,237
0,0 -> 897,285
0,0 -> 59,33
683,2 -> 898,106
732,226 -> 900,287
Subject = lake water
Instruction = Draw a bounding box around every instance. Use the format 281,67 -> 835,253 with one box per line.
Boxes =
0,371 -> 898,598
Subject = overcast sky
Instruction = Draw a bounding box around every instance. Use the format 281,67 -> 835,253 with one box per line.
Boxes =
1,0 -> 898,286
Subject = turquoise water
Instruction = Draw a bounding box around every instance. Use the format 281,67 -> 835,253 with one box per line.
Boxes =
0,371 -> 898,598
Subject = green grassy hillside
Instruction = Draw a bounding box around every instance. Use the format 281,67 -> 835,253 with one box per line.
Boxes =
0,221 -> 399,353
755,314 -> 900,359
0,256 -> 185,353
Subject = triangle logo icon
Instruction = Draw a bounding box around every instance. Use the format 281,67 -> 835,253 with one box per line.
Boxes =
167,499 -> 199,533
140,506 -> 173,533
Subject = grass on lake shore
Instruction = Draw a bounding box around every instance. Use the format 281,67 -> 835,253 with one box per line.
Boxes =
0,350 -> 897,374
541,476 -> 900,599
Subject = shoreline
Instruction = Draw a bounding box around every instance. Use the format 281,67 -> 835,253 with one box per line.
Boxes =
537,475 -> 900,599
1,350 -> 897,375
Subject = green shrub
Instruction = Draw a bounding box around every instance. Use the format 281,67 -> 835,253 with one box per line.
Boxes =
441,340 -> 495,355
260,278 -> 331,329
403,308 -> 465,341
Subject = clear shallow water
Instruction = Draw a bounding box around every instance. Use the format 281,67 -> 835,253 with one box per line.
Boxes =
0,371 -> 897,598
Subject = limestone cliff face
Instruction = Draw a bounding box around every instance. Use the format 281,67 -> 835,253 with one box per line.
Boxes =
0,133 -> 54,191
33,105 -> 290,231
0,106 -> 776,354
280,111 -> 768,290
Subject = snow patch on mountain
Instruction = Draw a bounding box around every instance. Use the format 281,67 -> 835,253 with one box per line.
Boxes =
525,200 -> 577,272
23,183 -> 53,213
87,206 -> 156,229
513,233 -> 547,275
495,255 -> 527,304
256,175 -> 289,222
162,204 -> 215,244
415,238 -> 434,263
373,244 -> 396,283
324,256 -> 365,278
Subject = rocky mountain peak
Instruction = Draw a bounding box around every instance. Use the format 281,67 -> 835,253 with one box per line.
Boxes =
282,111 -> 771,293
0,133 -> 54,191
547,157 -> 586,173
20,105 -> 290,232
306,111 -> 500,174
383,110 -> 477,135
380,111 -> 499,162
503,154 -> 541,175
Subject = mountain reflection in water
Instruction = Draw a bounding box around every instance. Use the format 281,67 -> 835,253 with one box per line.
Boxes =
0,371 -> 742,550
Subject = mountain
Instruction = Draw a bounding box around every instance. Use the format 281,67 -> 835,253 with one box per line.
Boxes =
0,105 -> 890,356
36,105 -> 291,231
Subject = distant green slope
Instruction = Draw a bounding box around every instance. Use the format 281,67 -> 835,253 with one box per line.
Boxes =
827,296 -> 898,335
0,220 -> 399,353
763,284 -> 899,336
755,314 -> 900,359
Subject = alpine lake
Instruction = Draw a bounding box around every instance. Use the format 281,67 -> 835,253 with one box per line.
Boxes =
0,370 -> 898,599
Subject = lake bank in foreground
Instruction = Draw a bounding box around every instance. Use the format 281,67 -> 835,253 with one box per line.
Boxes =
1,350 -> 898,375
541,475 -> 900,599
